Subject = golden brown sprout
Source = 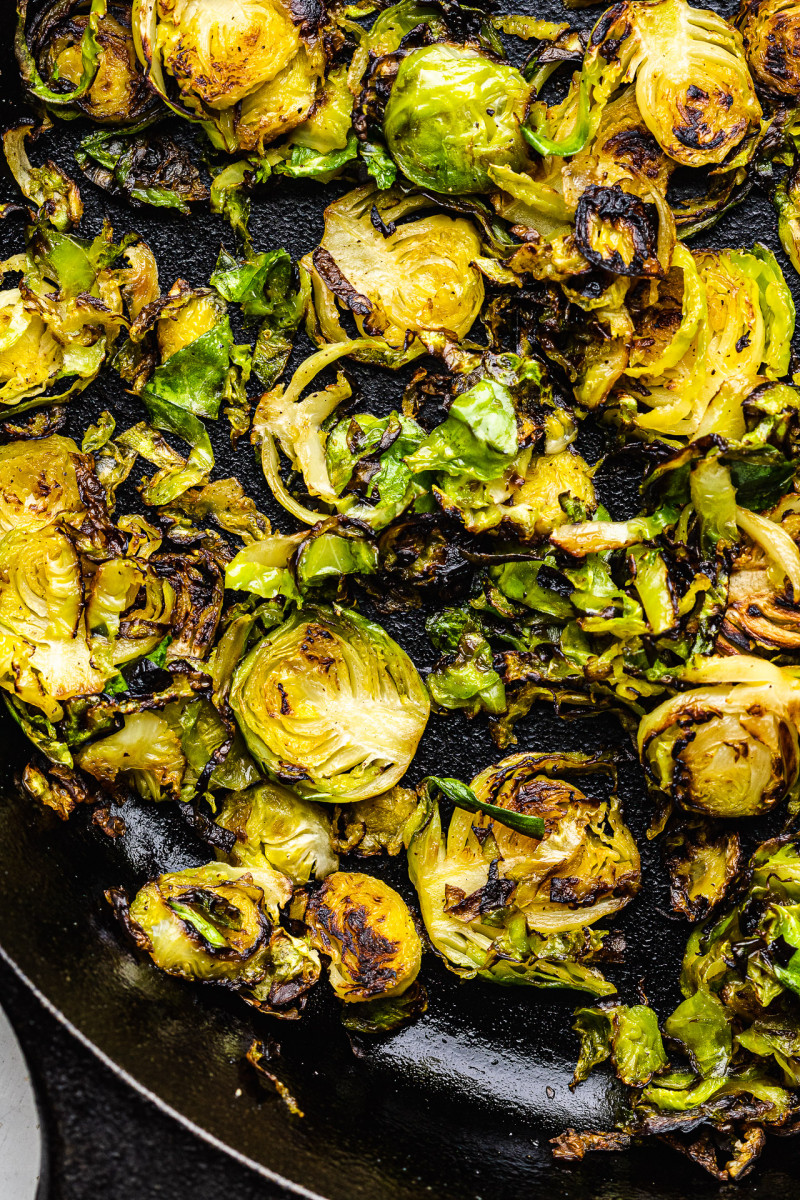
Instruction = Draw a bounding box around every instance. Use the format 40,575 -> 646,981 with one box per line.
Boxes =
300,871 -> 422,1002
664,820 -> 742,921
230,606 -> 429,803
133,0 -> 330,152
304,186 -> 484,350
639,664 -> 800,818
738,0 -> 800,96
467,755 -> 641,931
43,7 -> 158,124
0,435 -> 88,534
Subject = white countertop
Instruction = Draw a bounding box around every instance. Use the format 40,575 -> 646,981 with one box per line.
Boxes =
0,1002 -> 41,1200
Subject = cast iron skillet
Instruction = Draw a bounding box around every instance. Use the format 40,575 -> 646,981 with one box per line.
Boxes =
2,3 -> 800,1196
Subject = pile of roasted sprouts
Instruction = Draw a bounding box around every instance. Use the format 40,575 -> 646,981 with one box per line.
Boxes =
10,0 -> 800,1180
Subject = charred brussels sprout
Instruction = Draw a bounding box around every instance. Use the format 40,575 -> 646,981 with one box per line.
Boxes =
76,711 -> 186,801
381,43 -> 531,195
574,185 -> 662,278
0,436 -> 91,533
19,1 -> 159,124
133,0 -> 330,153
665,820 -> 742,922
216,780 -> 338,883
124,861 -> 291,982
738,0 -> 800,96
639,663 -> 800,818
117,861 -> 321,1013
0,221 -> 156,413
530,0 -> 761,168
229,606 -> 429,802
305,185 -> 484,349
300,870 -> 422,1002
0,525 -> 111,717
406,757 -> 639,994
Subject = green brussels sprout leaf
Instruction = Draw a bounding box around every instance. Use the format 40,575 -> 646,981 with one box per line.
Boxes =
422,775 -> 545,840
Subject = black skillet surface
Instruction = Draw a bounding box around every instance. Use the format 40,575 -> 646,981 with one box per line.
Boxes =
3,3 -> 800,1197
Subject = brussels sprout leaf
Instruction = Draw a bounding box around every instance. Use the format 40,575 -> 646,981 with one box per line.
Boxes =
296,532 -> 378,589
663,989 -> 732,1079
573,1004 -> 667,1087
426,612 -> 506,716
277,135 -> 358,181
168,900 -> 228,949
341,980 -> 427,1035
326,412 -> 428,528
423,776 -> 545,839
143,318 -> 236,420
405,378 -> 519,481
211,247 -> 302,324
360,142 -> 397,189
75,129 -> 208,215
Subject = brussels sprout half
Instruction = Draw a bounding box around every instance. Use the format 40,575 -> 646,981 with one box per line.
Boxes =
300,870 -> 422,1002
21,1 -> 161,124
639,668 -> 800,818
305,184 -> 485,350
0,435 -> 90,534
124,862 -> 289,981
382,42 -> 531,195
406,752 -> 638,994
738,0 -> 800,96
230,605 -> 429,802
132,0 -> 330,153
216,780 -> 339,883
529,0 -> 761,169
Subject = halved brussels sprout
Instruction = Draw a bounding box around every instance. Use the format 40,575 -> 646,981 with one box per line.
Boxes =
77,711 -> 186,801
0,526 -> 111,718
435,445 -> 596,541
216,780 -> 338,883
381,43 -> 531,195
21,1 -> 159,124
529,0 -> 761,169
613,245 -> 794,438
718,555 -> 800,656
573,184 -> 662,278
0,435 -> 90,534
738,0 -> 800,96
304,185 -> 484,349
406,758 -> 637,994
467,754 -> 641,932
665,820 -> 742,922
230,606 -> 429,801
0,222 -> 154,412
121,861 -> 293,985
639,662 -> 800,817
133,0 -> 330,153
299,870 -> 422,1002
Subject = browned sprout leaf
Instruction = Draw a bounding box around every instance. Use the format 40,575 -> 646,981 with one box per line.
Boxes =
550,1128 -> 632,1160
664,820 -> 742,922
331,785 -> 418,857
246,1039 -> 304,1117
